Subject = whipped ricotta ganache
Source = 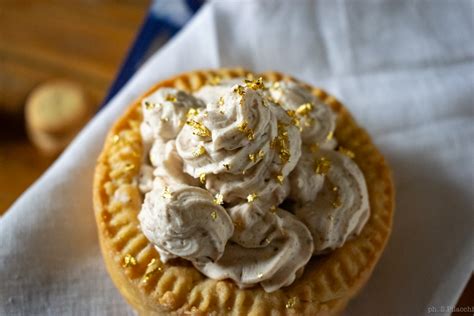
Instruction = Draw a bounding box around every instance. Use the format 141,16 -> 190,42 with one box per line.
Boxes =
137,77 -> 370,292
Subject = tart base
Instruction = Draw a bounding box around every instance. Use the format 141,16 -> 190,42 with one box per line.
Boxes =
93,68 -> 395,315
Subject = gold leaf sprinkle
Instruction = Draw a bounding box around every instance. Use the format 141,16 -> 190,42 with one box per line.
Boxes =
275,122 -> 291,164
244,77 -> 264,90
210,211 -> 218,221
144,101 -> 156,110
213,193 -> 224,205
192,145 -> 207,157
296,103 -> 313,115
112,135 -> 120,144
286,297 -> 298,309
186,108 -> 200,118
257,150 -> 265,159
209,75 -> 221,85
186,120 -> 211,137
142,258 -> 162,283
286,110 -> 301,128
223,163 -> 231,171
332,196 -> 342,209
233,85 -> 245,96
276,174 -> 284,184
217,97 -> 225,106
248,153 -> 256,162
122,254 -> 137,268
124,163 -> 135,172
237,121 -> 255,141
326,131 -> 334,141
162,186 -> 172,199
338,146 -> 355,158
165,94 -> 177,102
247,193 -> 258,203
270,205 -> 277,213
315,157 -> 331,175
199,173 -> 206,184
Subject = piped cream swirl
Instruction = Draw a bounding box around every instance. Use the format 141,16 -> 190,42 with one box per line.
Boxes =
293,149 -> 370,254
137,77 -> 370,292
139,182 -> 234,264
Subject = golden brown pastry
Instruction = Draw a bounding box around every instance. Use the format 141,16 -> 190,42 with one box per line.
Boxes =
93,68 -> 394,315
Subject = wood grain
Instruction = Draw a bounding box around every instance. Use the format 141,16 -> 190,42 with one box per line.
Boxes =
0,0 -> 149,212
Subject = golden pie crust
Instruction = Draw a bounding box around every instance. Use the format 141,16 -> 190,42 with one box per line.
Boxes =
93,68 -> 395,315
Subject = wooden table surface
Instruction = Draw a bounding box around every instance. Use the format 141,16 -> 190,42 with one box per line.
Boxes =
0,0 -> 471,311
0,0 -> 149,212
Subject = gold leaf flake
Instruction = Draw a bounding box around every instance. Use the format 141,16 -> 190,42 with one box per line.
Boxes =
144,101 -> 156,110
233,85 -> 245,96
122,254 -> 137,268
162,186 -> 172,199
296,103 -> 313,115
244,77 -> 264,90
247,193 -> 258,203
275,122 -> 291,164
217,97 -> 224,106
165,94 -> 177,102
271,81 -> 280,89
210,211 -> 218,221
237,121 -> 255,141
338,146 -> 355,158
248,153 -> 256,162
257,150 -> 265,160
199,173 -> 206,184
286,297 -> 298,309
276,174 -> 284,184
213,193 -> 224,205
112,134 -> 120,144
192,145 -> 207,157
186,108 -> 200,119
286,110 -> 301,128
186,120 -> 211,137
315,157 -> 331,175
270,205 -> 277,213
142,258 -> 163,283
332,196 -> 342,209
124,163 -> 135,172
209,75 -> 221,85
326,131 -> 334,141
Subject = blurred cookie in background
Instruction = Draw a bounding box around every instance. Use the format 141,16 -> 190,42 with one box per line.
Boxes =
25,80 -> 92,156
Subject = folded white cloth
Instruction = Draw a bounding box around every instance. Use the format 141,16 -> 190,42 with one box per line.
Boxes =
1,1 -> 473,315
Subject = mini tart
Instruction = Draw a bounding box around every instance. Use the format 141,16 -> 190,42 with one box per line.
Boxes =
93,68 -> 395,315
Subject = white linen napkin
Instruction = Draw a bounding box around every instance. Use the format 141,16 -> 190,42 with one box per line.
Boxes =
1,1 -> 473,315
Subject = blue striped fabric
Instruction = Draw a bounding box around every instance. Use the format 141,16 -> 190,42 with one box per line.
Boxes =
101,0 -> 204,108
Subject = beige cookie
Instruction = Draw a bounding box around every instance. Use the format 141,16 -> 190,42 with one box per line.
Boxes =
25,80 -> 91,155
